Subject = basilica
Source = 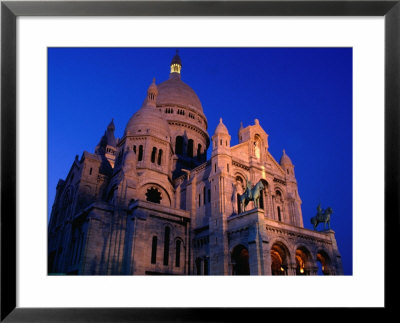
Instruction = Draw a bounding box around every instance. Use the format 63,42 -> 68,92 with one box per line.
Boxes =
48,52 -> 343,275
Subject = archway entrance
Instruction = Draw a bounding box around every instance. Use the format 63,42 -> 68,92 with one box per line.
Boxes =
295,247 -> 312,275
316,250 -> 332,275
270,242 -> 289,275
231,245 -> 250,275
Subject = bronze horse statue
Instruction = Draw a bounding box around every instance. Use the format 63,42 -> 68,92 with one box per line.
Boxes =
238,180 -> 264,212
310,206 -> 333,230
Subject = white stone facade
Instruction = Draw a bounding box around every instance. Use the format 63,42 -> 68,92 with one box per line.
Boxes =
48,53 -> 343,275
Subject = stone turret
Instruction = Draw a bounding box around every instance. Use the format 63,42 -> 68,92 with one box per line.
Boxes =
280,149 -> 295,177
95,119 -> 118,169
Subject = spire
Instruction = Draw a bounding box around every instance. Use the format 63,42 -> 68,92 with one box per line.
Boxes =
107,118 -> 115,132
170,50 -> 182,76
95,119 -> 117,154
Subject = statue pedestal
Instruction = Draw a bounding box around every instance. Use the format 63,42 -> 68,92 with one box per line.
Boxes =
228,208 -> 271,275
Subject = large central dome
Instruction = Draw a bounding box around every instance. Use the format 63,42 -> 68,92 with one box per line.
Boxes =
156,74 -> 204,114
155,50 -> 204,116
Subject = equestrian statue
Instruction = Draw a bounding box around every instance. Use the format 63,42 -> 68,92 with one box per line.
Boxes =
310,204 -> 333,231
238,178 -> 264,212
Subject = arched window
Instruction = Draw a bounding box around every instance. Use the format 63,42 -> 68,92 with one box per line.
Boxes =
259,190 -> 264,209
157,149 -> 163,165
254,134 -> 261,159
133,145 -> 136,154
138,145 -> 143,161
317,251 -> 331,275
187,139 -> 194,158
231,245 -> 250,275
277,206 -> 282,221
203,187 -> 206,205
151,236 -> 157,264
163,227 -> 170,266
151,147 -> 157,163
175,240 -> 181,267
237,193 -> 241,214
208,189 -> 211,203
175,136 -> 183,155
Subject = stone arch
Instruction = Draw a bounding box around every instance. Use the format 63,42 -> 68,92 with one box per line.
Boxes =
295,245 -> 314,275
274,187 -> 285,201
173,236 -> 185,268
258,179 -> 269,211
173,236 -> 185,248
253,134 -> 262,160
273,186 -> 285,222
196,182 -> 207,208
234,172 -> 246,191
231,244 -> 250,275
270,241 -> 291,275
140,182 -> 171,206
316,249 -> 333,275
234,173 -> 246,214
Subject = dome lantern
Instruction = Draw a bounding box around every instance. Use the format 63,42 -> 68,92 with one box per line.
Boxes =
170,50 -> 182,76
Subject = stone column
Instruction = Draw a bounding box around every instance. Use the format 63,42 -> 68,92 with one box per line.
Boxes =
310,266 -> 319,275
271,195 -> 276,221
288,263 -> 297,276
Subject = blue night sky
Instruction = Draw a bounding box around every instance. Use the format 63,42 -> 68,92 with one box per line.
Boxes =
48,47 -> 352,275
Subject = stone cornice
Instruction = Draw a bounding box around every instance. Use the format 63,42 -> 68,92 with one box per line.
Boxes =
129,199 -> 190,220
168,120 -> 210,143
264,218 -> 333,245
232,159 -> 250,171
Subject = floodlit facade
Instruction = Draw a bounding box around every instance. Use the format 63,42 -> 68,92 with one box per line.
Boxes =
48,52 -> 343,275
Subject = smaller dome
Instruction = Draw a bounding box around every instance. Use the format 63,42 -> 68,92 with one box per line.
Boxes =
214,118 -> 229,135
280,149 -> 293,166
125,105 -> 170,139
148,78 -> 158,95
124,80 -> 170,140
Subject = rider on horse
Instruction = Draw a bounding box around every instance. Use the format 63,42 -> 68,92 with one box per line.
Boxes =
316,203 -> 324,220
244,179 -> 253,200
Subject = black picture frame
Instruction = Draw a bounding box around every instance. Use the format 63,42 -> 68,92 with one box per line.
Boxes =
1,0 -> 398,321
